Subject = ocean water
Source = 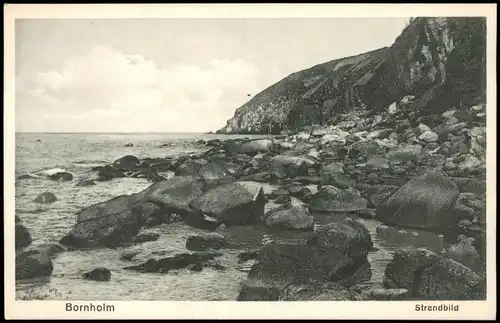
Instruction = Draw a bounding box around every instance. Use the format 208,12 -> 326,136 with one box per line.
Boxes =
14,133 -> 445,301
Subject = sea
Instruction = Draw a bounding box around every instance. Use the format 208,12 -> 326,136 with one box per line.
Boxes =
14,132 -> 446,301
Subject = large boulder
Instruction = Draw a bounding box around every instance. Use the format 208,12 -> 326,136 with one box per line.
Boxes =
16,248 -> 53,280
189,181 -> 265,226
264,199 -> 315,230
310,186 -> 368,213
307,219 -> 373,282
269,155 -> 309,179
139,176 -> 205,216
59,195 -> 143,248
376,169 -> 460,231
383,247 -> 485,300
248,219 -> 373,285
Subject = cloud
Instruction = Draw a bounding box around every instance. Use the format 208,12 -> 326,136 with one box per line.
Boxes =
17,45 -> 260,132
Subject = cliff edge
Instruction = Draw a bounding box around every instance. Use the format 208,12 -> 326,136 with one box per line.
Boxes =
217,17 -> 486,134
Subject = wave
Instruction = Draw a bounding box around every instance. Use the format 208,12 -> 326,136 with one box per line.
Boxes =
38,168 -> 69,176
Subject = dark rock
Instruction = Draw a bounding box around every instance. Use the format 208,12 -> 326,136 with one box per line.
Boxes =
451,199 -> 476,222
331,174 -> 355,189
234,139 -> 276,154
386,144 -> 424,163
248,219 -> 373,285
238,249 -> 260,263
445,237 -> 483,273
452,177 -> 486,197
131,202 -> 164,227
356,208 -> 376,219
205,139 -> 220,147
383,247 -> 485,300
16,248 -> 53,280
185,233 -> 228,251
264,200 -> 315,230
360,288 -> 410,300
274,195 -> 291,204
269,188 -> 289,199
237,278 -> 284,301
310,186 -> 368,213
26,243 -> 65,258
279,280 -> 363,301
377,169 -> 460,231
96,165 -> 125,181
15,223 -> 32,251
124,252 -> 219,273
174,159 -> 204,176
17,174 -> 37,180
83,267 -> 111,281
120,250 -> 140,261
113,155 -> 140,170
134,232 -> 160,244
294,176 -> 322,185
33,192 -> 57,204
59,195 -> 143,248
124,143 -> 134,147
269,155 -> 309,179
48,172 -> 73,181
318,162 -> 344,183
148,159 -> 173,172
364,185 -> 398,209
287,185 -> 307,197
205,262 -> 227,271
139,176 -> 205,219
76,180 -> 96,187
187,262 -> 203,272
198,160 -> 235,187
189,181 -> 265,226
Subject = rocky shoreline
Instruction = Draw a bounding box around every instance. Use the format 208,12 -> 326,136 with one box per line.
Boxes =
15,98 -> 487,301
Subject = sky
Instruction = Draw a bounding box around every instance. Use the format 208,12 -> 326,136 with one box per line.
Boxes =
15,18 -> 410,133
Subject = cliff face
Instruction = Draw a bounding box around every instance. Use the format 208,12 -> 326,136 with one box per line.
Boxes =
218,17 -> 486,134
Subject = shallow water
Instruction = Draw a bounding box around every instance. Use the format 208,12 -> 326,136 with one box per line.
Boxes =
14,133 -> 445,300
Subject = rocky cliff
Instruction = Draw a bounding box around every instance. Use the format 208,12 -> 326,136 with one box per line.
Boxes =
218,17 -> 486,134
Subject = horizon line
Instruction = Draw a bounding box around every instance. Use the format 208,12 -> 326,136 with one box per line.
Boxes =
15,131 -> 214,134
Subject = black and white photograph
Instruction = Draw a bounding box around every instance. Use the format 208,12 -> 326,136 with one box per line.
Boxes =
5,3 -> 496,320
